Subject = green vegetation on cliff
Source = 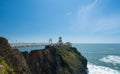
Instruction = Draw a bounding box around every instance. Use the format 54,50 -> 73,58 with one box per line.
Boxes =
56,46 -> 81,68
0,56 -> 15,74
0,37 -> 32,74
53,45 -> 87,74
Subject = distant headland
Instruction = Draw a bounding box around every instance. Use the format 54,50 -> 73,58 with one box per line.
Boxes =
0,37 -> 88,74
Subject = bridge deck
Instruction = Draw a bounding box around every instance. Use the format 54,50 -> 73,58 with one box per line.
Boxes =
10,43 -> 51,48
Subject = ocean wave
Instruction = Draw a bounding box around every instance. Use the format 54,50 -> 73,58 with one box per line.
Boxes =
88,63 -> 120,74
99,55 -> 120,65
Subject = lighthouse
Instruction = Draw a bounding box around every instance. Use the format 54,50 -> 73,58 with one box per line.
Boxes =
57,36 -> 63,45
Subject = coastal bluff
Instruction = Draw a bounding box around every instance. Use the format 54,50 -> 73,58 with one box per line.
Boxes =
0,37 -> 31,74
0,37 -> 88,74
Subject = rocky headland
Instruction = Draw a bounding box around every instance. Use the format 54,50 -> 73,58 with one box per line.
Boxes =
0,37 -> 88,74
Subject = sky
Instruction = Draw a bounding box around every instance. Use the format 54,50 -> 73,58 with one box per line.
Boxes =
0,0 -> 120,43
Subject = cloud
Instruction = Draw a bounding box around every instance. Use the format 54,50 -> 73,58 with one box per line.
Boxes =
78,0 -> 99,19
79,0 -> 98,16
70,0 -> 101,33
68,0 -> 120,43
70,0 -> 120,35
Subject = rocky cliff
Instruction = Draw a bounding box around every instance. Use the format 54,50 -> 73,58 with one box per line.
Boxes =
0,37 -> 31,74
0,37 -> 87,74
22,45 -> 88,74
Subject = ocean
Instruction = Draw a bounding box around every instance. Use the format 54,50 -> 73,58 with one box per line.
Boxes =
19,44 -> 120,74
73,44 -> 120,74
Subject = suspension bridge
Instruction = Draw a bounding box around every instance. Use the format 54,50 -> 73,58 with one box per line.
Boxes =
10,43 -> 51,48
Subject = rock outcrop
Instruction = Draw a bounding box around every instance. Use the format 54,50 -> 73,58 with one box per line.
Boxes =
23,45 -> 88,74
0,37 -> 32,74
0,37 -> 87,74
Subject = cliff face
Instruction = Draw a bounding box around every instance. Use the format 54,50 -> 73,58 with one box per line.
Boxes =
0,37 -> 87,74
0,37 -> 31,74
23,45 -> 88,74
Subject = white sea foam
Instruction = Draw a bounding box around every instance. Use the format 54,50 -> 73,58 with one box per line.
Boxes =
99,55 -> 120,65
88,63 -> 120,74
